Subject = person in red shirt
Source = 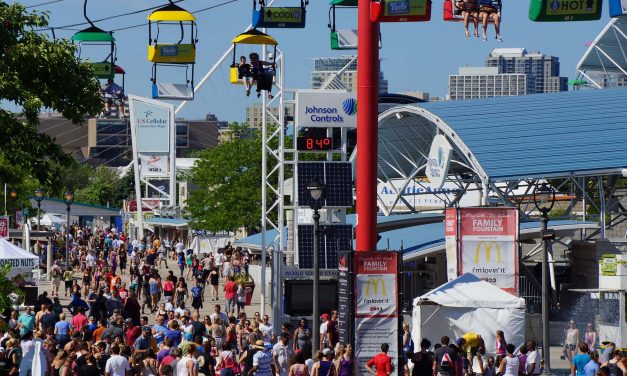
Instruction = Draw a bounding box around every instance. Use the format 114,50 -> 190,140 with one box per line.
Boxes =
125,318 -> 142,346
71,307 -> 89,333
366,343 -> 393,376
223,276 -> 238,316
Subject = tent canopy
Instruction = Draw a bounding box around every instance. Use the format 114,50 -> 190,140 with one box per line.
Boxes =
30,213 -> 65,226
0,239 -> 38,261
415,273 -> 525,309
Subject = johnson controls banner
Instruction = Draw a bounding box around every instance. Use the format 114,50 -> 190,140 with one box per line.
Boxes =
354,252 -> 398,376
446,207 -> 519,294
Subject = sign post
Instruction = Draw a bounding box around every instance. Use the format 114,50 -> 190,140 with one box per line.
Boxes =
338,251 -> 354,346
354,251 -> 399,376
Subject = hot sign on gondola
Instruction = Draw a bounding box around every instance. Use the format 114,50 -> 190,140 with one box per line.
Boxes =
529,0 -> 602,21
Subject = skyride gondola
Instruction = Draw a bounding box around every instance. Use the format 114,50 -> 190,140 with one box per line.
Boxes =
329,0 -> 383,50
230,29 -> 278,98
72,0 -> 125,117
252,0 -> 308,28
147,1 -> 198,100
529,0 -> 602,21
370,0 -> 432,22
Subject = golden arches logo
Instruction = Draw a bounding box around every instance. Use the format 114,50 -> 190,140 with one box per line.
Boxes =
364,278 -> 387,296
474,241 -> 502,264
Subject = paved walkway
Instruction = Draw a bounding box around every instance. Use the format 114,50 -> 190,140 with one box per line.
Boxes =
36,260 -> 272,321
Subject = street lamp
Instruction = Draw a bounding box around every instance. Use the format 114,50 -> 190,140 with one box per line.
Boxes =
34,188 -> 44,231
9,190 -> 17,228
63,189 -> 74,270
307,179 -> 325,352
532,182 -> 556,374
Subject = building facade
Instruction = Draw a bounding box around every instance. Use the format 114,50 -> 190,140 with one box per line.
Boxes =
38,113 -> 224,167
449,67 -> 527,100
485,48 -> 568,94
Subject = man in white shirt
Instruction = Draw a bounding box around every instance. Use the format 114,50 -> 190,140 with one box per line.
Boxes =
525,341 -> 541,375
259,315 -> 274,343
209,304 -> 228,325
319,313 -> 329,350
86,252 -> 96,269
273,333 -> 293,376
214,251 -> 225,276
105,345 -> 131,376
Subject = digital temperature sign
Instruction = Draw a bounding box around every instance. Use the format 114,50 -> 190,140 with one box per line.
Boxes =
297,136 -> 334,151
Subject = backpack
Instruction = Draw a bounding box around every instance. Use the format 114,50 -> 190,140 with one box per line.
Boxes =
440,352 -> 453,369
222,351 -> 239,374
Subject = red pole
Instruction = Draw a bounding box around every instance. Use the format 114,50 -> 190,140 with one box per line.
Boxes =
355,0 -> 379,252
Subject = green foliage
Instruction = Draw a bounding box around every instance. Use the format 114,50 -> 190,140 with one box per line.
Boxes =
0,3 -> 104,196
188,125 -> 263,233
73,165 -> 133,208
0,265 -> 23,313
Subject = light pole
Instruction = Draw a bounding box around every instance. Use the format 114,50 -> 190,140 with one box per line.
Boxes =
307,180 -> 325,352
34,188 -> 44,231
533,182 -> 556,374
63,189 -> 74,270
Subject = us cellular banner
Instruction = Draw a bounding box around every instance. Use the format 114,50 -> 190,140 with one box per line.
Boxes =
354,252 -> 398,376
458,207 -> 519,294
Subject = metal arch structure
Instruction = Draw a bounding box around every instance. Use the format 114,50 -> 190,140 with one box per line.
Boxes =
576,17 -> 627,89
350,89 -> 627,241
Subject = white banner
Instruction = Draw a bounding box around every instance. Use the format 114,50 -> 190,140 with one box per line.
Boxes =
425,134 -> 453,189
378,178 -> 481,212
355,274 -> 397,316
139,153 -> 169,178
355,317 -> 398,376
129,96 -> 172,153
295,90 -> 357,128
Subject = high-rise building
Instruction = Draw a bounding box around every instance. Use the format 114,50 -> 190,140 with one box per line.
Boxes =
311,55 -> 388,93
485,48 -> 568,94
245,103 -> 294,129
449,67 -> 527,100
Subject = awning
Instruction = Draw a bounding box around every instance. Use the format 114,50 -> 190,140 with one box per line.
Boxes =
143,217 -> 188,228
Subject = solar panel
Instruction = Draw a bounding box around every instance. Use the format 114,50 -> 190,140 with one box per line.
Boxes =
297,224 -> 353,269
297,162 -> 353,207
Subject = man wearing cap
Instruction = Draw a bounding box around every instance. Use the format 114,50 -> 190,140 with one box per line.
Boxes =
250,340 -> 273,376
319,313 -> 329,350
457,332 -> 485,373
101,317 -> 124,342
125,318 -> 142,346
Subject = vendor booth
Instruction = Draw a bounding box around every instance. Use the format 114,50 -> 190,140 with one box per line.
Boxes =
191,234 -> 235,255
412,273 -> 526,354
0,238 -> 38,284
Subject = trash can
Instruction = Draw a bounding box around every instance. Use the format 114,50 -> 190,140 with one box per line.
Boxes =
245,287 -> 253,305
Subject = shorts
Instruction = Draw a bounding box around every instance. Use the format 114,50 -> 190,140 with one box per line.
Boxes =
65,280 -> 73,289
237,301 -> 245,308
192,297 -> 203,309
164,291 -> 173,297
566,344 -> 576,351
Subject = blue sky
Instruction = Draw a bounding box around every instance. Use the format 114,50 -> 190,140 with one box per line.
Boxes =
17,0 -> 612,122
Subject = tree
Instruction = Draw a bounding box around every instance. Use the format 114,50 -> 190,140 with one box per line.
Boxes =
0,3 -> 103,195
188,125 -> 263,233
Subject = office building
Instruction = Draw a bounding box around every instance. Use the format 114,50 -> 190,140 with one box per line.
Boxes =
485,48 -> 568,94
38,113 -> 224,167
311,55 -> 388,93
245,103 -> 294,129
449,67 -> 527,100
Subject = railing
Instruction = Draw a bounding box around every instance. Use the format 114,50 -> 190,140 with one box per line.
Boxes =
519,275 -> 542,313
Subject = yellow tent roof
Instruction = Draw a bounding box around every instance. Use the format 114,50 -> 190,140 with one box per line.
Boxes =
148,3 -> 196,22
232,29 -> 278,46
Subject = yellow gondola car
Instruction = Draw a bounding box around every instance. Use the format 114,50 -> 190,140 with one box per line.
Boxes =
147,2 -> 198,100
230,29 -> 278,90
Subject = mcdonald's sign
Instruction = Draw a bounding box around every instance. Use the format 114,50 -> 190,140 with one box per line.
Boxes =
364,277 -> 387,296
474,241 -> 502,264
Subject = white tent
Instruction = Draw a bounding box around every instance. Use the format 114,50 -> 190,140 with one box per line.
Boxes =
0,238 -> 39,282
191,235 -> 235,256
412,273 -> 526,355
30,213 -> 65,226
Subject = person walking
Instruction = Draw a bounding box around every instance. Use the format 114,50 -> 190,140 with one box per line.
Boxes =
572,343 -> 591,376
411,338 -> 434,376
434,336 -> 457,376
366,343 -> 392,376
564,320 -> 580,364
249,340 -> 273,376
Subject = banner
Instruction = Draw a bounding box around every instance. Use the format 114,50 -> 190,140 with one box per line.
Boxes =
295,91 -> 357,128
139,153 -> 169,178
0,216 -> 8,239
129,97 -> 172,153
458,208 -> 519,293
354,252 -> 398,376
338,251 -> 354,346
377,178 -> 481,212
445,208 -> 458,282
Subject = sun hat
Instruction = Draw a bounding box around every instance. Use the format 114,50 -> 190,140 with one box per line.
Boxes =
252,340 -> 266,350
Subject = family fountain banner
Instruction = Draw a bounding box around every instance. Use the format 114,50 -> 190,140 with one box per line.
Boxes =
445,207 -> 519,294
354,251 -> 399,376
